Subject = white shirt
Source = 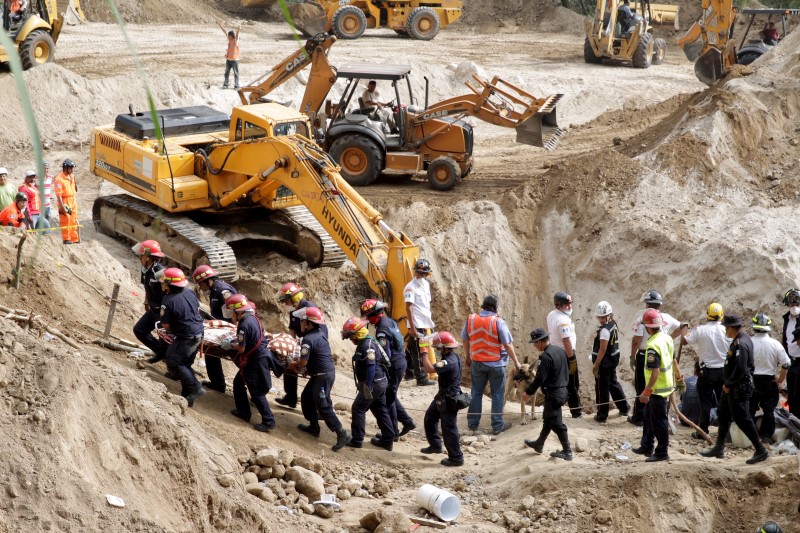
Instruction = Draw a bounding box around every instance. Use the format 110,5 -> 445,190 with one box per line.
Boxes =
547,309 -> 575,353
633,311 -> 680,351
684,321 -> 728,369
786,315 -> 800,358
362,88 -> 382,106
404,277 -> 434,329
752,332 -> 791,376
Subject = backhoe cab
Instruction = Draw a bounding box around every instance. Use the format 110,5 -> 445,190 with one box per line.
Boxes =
733,9 -> 799,65
584,0 -> 667,68
0,0 -> 73,69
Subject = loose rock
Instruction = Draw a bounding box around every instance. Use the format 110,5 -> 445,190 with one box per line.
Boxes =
286,466 -> 325,501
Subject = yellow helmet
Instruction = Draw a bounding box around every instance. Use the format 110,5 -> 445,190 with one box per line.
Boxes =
707,302 -> 724,321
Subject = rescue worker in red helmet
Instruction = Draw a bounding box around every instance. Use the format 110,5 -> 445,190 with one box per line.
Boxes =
192,264 -> 237,393
131,240 -> 167,364
159,267 -> 205,406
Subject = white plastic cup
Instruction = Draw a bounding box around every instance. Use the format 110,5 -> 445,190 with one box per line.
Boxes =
416,484 -> 461,522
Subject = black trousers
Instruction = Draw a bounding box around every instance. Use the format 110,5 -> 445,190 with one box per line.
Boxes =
631,350 -> 646,422
567,357 -> 582,418
165,335 -> 202,395
351,377 -> 394,446
696,366 -> 725,432
787,361 -> 800,416
233,357 -> 275,426
424,398 -> 463,462
715,389 -> 761,449
205,356 -> 226,390
387,360 -> 414,433
751,375 -> 779,439
405,329 -> 429,381
640,394 -> 669,456
535,391 -> 570,450
133,308 -> 164,356
595,365 -> 629,420
281,373 -> 298,406
300,372 -> 342,433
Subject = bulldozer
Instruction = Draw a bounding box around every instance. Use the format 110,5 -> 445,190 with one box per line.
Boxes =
238,34 -> 564,190
584,0 -> 669,68
0,0 -> 81,69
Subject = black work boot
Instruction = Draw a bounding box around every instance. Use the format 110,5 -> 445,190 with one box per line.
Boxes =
297,423 -> 321,437
332,429 -> 352,452
185,386 -> 206,407
524,439 -> 544,454
699,445 -> 725,458
550,449 -> 573,461
746,446 -> 769,464
275,396 -> 296,408
147,354 -> 164,364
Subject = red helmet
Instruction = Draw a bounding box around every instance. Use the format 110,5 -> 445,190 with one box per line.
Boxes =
642,309 -> 664,328
430,331 -> 460,349
341,317 -> 369,339
293,306 -> 325,325
360,298 -> 388,317
276,282 -> 303,302
160,267 -> 188,288
132,239 -> 165,258
192,264 -> 219,282
225,294 -> 255,312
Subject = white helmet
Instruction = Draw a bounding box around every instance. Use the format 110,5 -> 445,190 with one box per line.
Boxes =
0,167 -> 7,175
595,301 -> 613,316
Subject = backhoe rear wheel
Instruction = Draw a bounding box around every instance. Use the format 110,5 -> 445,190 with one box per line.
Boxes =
394,29 -> 409,37
737,51 -> 761,65
583,36 -> 603,64
20,30 -> 55,70
332,6 -> 367,40
427,157 -> 460,191
652,38 -> 666,65
406,7 -> 440,41
632,33 -> 653,68
330,134 -> 383,186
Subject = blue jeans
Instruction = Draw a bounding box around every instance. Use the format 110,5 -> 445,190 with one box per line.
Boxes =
467,361 -> 506,431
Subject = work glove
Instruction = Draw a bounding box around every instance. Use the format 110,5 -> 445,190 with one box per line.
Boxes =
362,383 -> 373,400
220,338 -> 233,351
65,206 -> 72,215
567,356 -> 577,375
675,375 -> 686,394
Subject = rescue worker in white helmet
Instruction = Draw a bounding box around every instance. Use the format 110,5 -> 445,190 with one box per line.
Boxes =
591,301 -> 630,423
750,312 -> 790,443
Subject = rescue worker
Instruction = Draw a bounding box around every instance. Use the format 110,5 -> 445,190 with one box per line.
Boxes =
0,167 -> 15,208
218,23 -> 240,90
750,312 -> 790,443
591,301 -> 630,423
420,331 -> 464,467
192,265 -> 237,393
700,315 -> 769,464
628,290 -> 682,426
617,0 -> 633,33
7,0 -> 27,27
0,192 -> 30,229
54,159 -> 79,244
275,282 -> 321,408
361,299 -> 416,441
780,288 -> 800,415
18,170 -> 48,230
756,521 -> 783,533
681,302 -> 728,438
223,294 -> 277,432
341,317 -> 395,451
290,306 -> 351,451
159,267 -> 205,406
404,259 -> 435,386
547,291 -> 581,418
462,294 -> 521,435
632,309 -> 675,462
523,328 -> 572,460
131,240 -> 167,363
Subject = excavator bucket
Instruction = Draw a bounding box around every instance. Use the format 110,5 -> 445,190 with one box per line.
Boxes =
694,47 -> 725,86
515,94 -> 565,151
649,3 -> 680,29
681,40 -> 703,62
287,1 -> 328,38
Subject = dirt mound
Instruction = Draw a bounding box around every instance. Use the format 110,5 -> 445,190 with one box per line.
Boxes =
463,0 -> 587,35
77,0 -> 228,23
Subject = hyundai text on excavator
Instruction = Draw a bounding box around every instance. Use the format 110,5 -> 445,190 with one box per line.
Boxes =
238,33 -> 564,190
584,0 -> 668,68
91,102 -> 419,333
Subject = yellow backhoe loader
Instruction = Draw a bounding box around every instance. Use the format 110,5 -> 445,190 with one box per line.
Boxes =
238,34 -> 564,190
584,0 -> 668,68
0,0 -> 80,69
91,102 -> 419,333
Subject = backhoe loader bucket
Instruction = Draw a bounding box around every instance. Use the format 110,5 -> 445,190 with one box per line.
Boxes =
681,40 -> 703,62
287,1 -> 328,38
516,94 -> 565,151
649,3 -> 680,30
694,47 -> 725,86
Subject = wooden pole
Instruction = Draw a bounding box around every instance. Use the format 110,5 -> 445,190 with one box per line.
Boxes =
103,283 -> 121,340
13,233 -> 27,289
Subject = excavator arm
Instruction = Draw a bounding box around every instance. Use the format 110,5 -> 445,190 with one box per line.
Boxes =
677,0 -> 737,85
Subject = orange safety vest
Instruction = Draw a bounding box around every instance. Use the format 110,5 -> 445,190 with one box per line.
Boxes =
18,183 -> 39,214
10,0 -> 21,12
467,313 -> 502,362
0,202 -> 25,227
226,38 -> 240,60
54,171 -> 76,199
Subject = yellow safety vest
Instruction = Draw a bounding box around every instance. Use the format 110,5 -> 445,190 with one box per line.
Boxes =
644,331 -> 675,397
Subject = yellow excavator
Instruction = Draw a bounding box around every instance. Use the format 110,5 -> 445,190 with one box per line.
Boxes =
239,33 -> 564,190
91,102 -> 419,332
584,0 -> 669,68
0,0 -> 84,69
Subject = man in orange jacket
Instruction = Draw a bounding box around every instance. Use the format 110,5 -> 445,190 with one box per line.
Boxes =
54,159 -> 79,244
218,22 -> 240,90
0,192 -> 31,230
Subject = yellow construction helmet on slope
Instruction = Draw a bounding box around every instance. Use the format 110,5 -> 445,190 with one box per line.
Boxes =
707,302 -> 724,321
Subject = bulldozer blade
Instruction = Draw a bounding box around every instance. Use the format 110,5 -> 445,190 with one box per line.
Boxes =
516,94 -> 565,151
288,1 -> 328,38
682,40 -> 703,62
694,48 -> 725,86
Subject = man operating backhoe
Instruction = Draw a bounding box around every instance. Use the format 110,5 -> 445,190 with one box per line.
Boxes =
362,80 -> 395,131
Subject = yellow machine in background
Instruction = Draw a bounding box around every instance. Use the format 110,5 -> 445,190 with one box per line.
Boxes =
0,0 -> 70,69
584,0 -> 668,68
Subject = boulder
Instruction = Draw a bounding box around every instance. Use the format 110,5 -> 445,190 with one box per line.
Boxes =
574,437 -> 589,453
242,472 -> 259,485
375,509 -> 412,533
315,503 -> 335,519
521,494 -> 535,511
596,510 -> 612,524
285,466 -> 325,501
341,479 -> 362,493
337,489 -> 351,501
217,474 -> 235,488
245,483 -> 264,497
271,464 -> 286,480
360,511 -> 381,531
278,449 -> 294,466
256,449 -> 281,467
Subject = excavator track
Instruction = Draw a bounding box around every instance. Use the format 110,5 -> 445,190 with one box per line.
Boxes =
281,205 -> 347,268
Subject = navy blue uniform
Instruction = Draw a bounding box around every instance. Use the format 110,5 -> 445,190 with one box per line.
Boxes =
350,337 -> 394,447
281,299 -> 322,407
592,320 -> 629,421
133,262 -> 166,357
423,350 -> 464,463
299,326 -> 343,433
161,287 -> 204,397
205,279 -> 237,391
715,332 -> 761,448
525,344 -> 570,452
375,315 -> 414,434
232,313 -> 277,428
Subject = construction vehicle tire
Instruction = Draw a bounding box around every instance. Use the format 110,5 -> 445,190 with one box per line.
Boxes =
583,37 -> 602,64
652,38 -> 666,65
330,134 -> 383,186
427,157 -> 460,191
460,162 -> 473,180
394,29 -> 409,37
20,30 -> 56,70
632,33 -> 653,69
737,51 -> 761,65
332,6 -> 367,40
406,7 -> 440,41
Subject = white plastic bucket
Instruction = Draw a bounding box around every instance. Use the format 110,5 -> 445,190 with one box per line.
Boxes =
416,484 -> 461,521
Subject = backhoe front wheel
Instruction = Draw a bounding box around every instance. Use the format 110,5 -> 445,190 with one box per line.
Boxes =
583,36 -> 603,64
332,6 -> 367,40
406,7 -> 440,41
20,30 -> 55,70
632,33 -> 653,68
330,134 -> 384,186
427,157 -> 461,191
652,38 -> 666,65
